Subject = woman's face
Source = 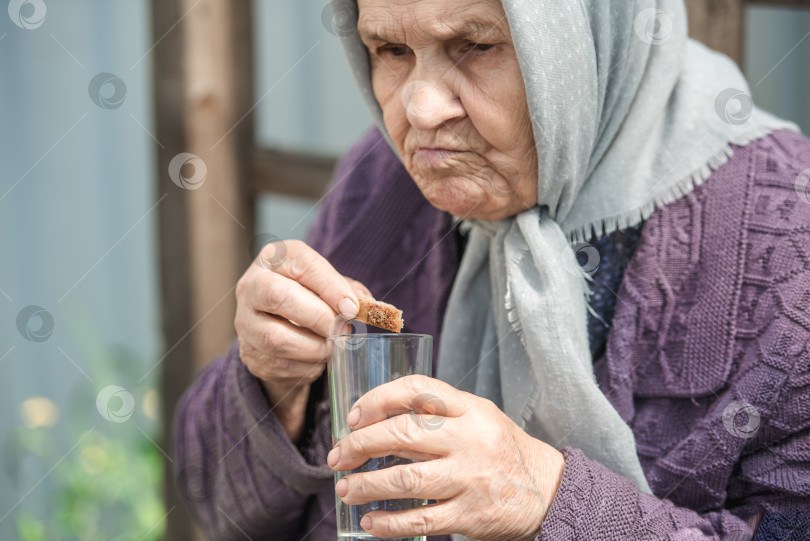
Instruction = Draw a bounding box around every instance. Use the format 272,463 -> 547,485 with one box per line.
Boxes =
357,0 -> 538,221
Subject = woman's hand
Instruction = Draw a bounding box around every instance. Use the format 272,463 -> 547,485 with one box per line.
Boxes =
327,375 -> 565,541
234,239 -> 372,442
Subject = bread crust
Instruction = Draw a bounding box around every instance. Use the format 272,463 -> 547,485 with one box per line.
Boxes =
355,299 -> 404,332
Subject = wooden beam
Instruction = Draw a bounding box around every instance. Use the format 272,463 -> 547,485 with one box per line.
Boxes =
685,0 -> 746,66
251,147 -> 337,200
153,0 -> 255,539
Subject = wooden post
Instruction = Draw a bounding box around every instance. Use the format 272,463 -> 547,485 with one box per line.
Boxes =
152,0 -> 255,539
180,0 -> 254,367
685,0 -> 746,66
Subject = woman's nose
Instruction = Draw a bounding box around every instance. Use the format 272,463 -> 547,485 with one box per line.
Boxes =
401,79 -> 465,130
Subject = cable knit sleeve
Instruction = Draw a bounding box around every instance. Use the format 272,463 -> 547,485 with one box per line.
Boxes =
537,445 -> 809,540
172,341 -> 335,540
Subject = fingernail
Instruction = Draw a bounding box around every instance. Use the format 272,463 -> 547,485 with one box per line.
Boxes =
347,407 -> 360,427
361,515 -> 372,530
327,446 -> 341,467
339,297 -> 358,318
335,478 -> 348,497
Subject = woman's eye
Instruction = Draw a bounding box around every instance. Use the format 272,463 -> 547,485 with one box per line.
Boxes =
379,45 -> 410,57
463,42 -> 494,53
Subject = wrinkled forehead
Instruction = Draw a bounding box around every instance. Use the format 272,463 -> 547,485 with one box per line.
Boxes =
356,0 -> 510,45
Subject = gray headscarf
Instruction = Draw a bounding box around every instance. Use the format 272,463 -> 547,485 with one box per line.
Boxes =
332,0 -> 799,500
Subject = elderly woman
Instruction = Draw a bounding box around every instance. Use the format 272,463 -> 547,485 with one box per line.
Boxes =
174,0 -> 810,539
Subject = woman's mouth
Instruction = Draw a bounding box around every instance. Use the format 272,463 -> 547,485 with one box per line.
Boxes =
415,148 -> 464,167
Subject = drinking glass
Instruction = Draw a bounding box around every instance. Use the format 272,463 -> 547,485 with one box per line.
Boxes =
328,333 -> 432,541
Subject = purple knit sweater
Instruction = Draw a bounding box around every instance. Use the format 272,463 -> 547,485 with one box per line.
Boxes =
174,128 -> 810,540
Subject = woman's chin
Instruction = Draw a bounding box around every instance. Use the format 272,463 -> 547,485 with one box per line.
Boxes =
428,194 -> 508,221
421,182 -> 522,221
421,186 -> 490,220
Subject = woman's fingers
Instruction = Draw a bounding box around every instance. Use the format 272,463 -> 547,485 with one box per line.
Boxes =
234,239 -> 379,436
240,311 -> 331,366
330,413 -> 456,471
239,342 -> 326,388
267,240 -> 360,318
248,271 -> 343,338
359,500 -> 458,539
337,460 -> 460,505
347,375 -> 470,430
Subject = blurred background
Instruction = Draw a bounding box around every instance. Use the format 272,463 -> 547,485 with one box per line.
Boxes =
0,1 -> 808,540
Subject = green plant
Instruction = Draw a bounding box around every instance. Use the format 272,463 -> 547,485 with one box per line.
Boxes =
9,295 -> 166,540
13,428 -> 164,541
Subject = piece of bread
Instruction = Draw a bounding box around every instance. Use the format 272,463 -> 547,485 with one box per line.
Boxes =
355,299 -> 404,332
